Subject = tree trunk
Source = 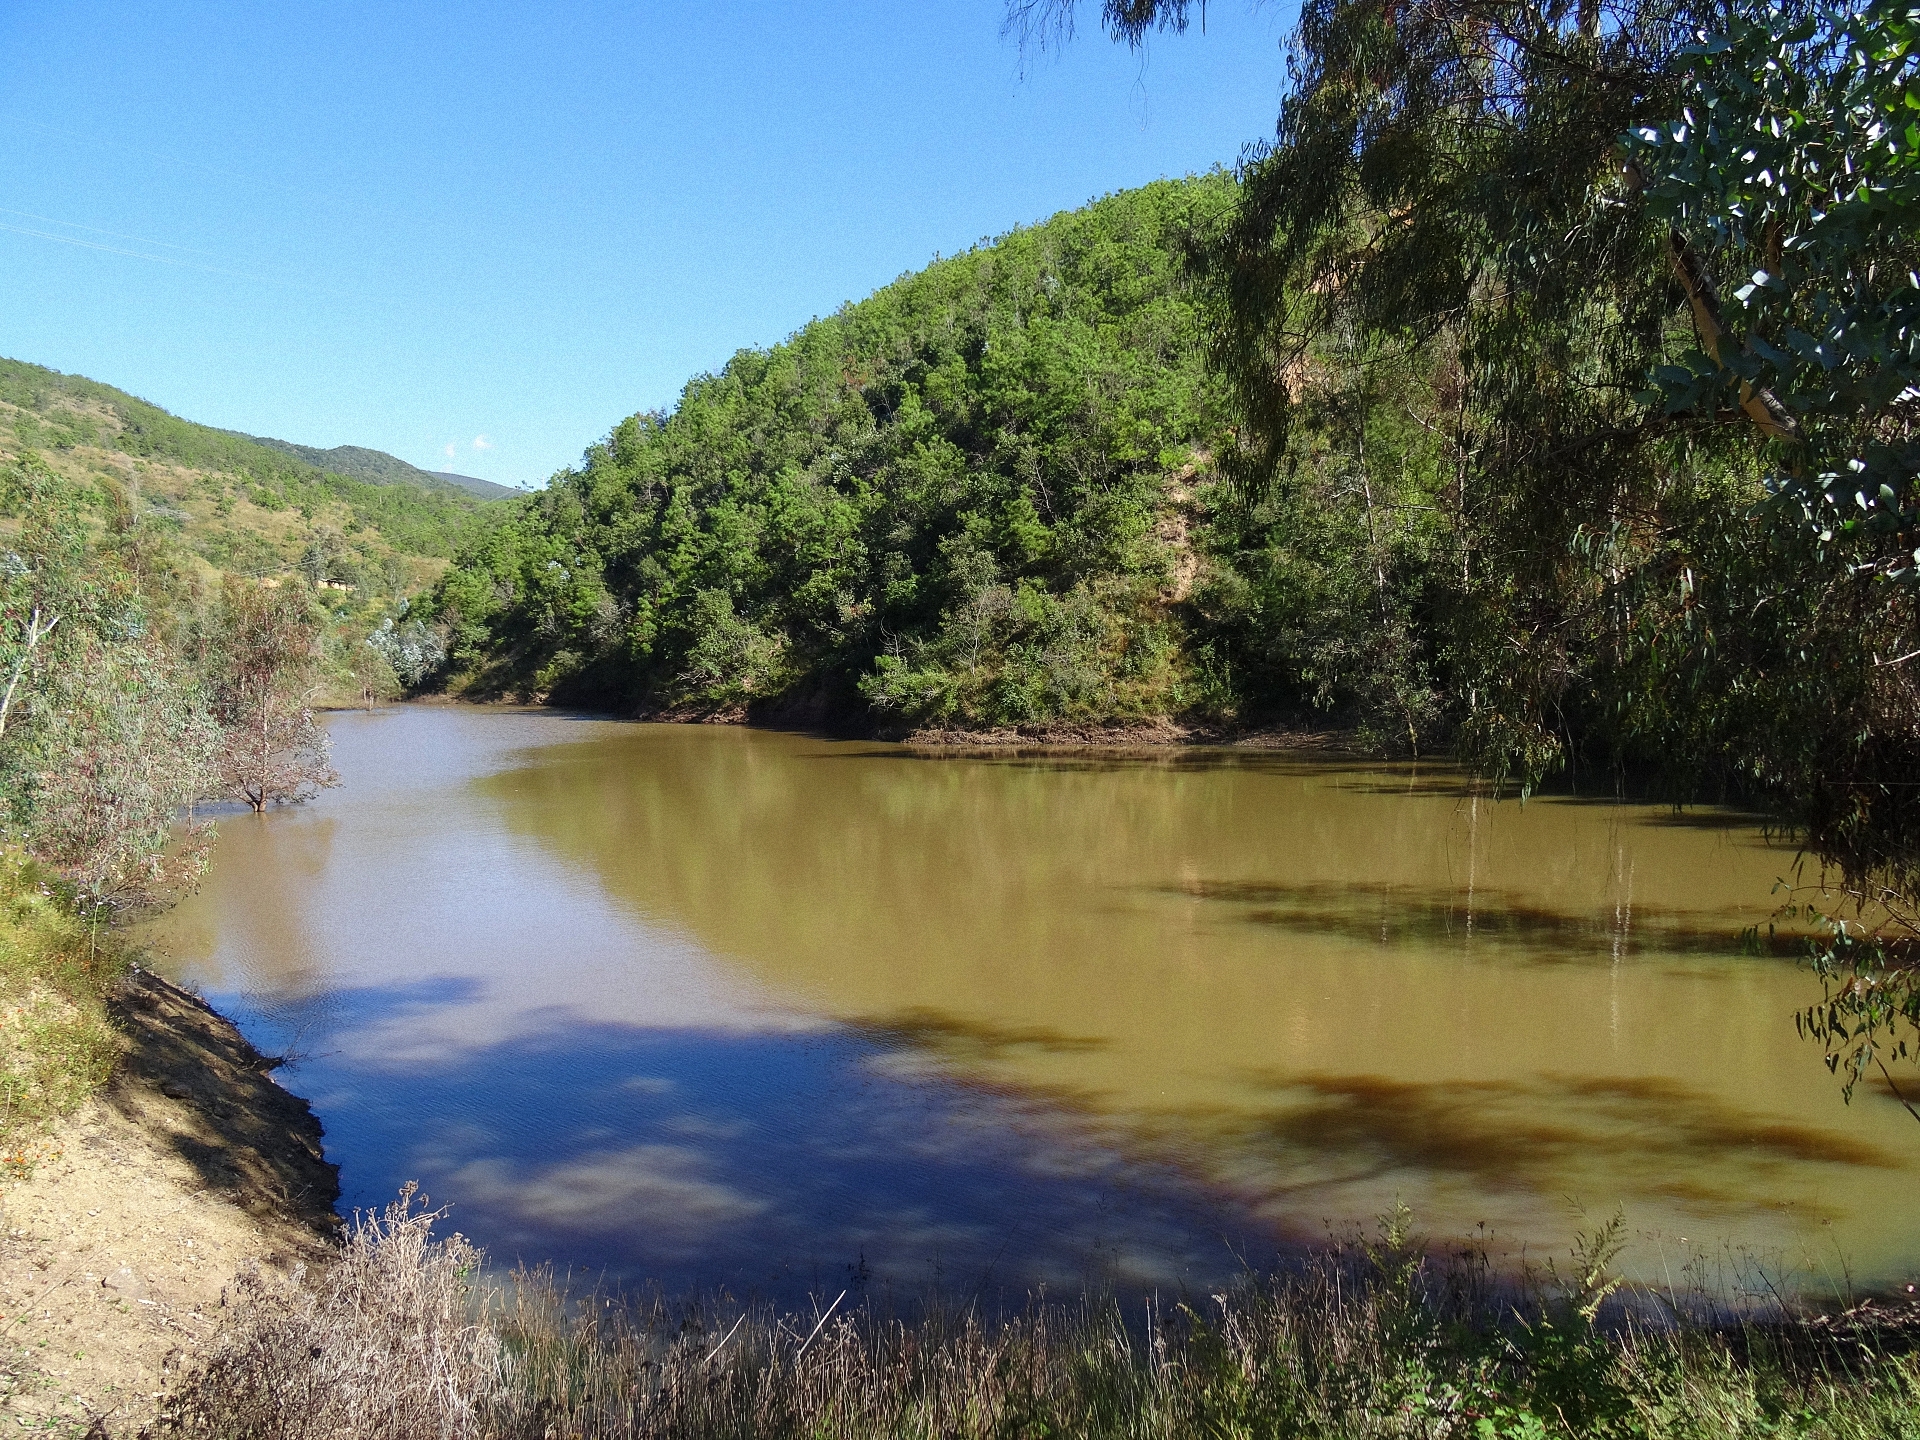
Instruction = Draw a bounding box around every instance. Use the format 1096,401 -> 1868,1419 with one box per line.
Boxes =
1663,228 -> 1800,446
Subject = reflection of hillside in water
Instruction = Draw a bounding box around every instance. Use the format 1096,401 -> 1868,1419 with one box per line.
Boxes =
156,815 -> 339,997
143,712 -> 1285,1300
474,726 -> 1919,1283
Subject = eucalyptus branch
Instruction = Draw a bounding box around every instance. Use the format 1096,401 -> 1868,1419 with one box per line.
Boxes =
0,607 -> 60,744
1878,1058 -> 1920,1126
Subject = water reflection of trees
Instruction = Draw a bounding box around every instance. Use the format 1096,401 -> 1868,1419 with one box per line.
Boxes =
468,726 -> 1918,1282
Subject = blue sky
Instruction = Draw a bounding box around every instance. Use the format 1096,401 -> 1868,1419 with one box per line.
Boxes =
0,3 -> 1291,487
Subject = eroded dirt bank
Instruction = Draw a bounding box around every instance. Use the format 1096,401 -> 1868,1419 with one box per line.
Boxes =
1,967 -> 339,1436
898,720 -> 1355,751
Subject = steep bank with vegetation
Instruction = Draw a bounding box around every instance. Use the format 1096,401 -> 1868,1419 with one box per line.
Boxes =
429,178 -> 1260,729
0,833 -> 337,1435
0,850 -> 122,1163
2,910 -> 338,1436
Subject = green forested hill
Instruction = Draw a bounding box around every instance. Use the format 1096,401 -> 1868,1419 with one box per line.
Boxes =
428,175 -> 1460,737
237,435 -> 521,501
0,356 -> 492,591
239,435 -> 465,494
430,177 -> 1281,726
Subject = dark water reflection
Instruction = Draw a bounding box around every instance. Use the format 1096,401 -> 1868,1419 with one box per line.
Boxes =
143,708 -> 1919,1299
303,1009 -> 1254,1298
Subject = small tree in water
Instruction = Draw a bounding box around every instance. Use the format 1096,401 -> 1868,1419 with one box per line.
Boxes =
341,631 -> 401,712
208,580 -> 339,812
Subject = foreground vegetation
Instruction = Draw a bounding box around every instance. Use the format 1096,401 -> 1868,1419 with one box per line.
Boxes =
154,1193 -> 1920,1440
0,849 -> 127,1168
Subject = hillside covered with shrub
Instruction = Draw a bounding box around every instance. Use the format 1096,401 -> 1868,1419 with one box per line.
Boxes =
0,357 -> 488,587
430,179 -> 1268,725
428,169 -> 1536,757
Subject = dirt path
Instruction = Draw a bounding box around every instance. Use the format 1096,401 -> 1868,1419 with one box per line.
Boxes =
1,969 -> 339,1437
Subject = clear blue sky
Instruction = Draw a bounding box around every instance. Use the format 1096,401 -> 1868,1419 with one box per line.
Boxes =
0,3 -> 1291,487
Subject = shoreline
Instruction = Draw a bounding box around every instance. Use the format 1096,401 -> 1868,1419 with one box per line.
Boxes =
6,838 -> 1912,1436
0,967 -> 340,1435
897,719 -> 1359,752
415,691 -> 1369,755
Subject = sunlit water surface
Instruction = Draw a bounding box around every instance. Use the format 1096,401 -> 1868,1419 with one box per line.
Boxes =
143,708 -> 1920,1300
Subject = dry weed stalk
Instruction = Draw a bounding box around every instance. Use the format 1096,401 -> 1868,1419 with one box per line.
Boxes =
152,1185 -> 502,1440
151,1193 -> 1920,1440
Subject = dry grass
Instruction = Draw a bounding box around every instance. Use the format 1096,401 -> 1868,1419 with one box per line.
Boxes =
151,1184 -> 499,1439
0,847 -> 125,1166
151,1193 -> 1920,1440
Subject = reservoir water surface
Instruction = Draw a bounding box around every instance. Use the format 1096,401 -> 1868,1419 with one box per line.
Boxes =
143,707 -> 1920,1299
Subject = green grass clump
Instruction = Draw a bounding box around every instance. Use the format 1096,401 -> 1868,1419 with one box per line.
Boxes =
0,847 -> 126,1165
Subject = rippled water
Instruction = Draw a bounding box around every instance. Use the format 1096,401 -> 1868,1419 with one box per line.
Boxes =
143,707 -> 1919,1300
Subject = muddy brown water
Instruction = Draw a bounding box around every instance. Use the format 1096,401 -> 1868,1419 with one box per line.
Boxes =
143,707 -> 1919,1301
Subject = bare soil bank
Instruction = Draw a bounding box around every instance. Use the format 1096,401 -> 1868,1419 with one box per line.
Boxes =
898,719 -> 1357,752
423,686 -> 1367,753
1,968 -> 339,1437
428,693 -> 1363,754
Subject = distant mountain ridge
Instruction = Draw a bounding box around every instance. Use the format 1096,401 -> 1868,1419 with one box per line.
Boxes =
240,436 -> 520,499
0,355 -> 503,583
428,469 -> 520,499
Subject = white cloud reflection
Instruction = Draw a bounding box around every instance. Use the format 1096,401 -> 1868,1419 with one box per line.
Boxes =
445,1143 -> 767,1256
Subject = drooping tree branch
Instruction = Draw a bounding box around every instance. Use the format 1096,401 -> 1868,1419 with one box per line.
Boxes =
1004,0 -> 1208,51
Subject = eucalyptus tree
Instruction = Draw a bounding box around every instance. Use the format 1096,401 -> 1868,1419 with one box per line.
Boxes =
1016,0 -> 1721,780
0,459 -> 218,914
1627,0 -> 1919,1108
205,580 -> 339,812
1628,0 -> 1919,874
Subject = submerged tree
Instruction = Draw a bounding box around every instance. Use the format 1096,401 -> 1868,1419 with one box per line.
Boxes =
206,580 -> 339,812
343,633 -> 401,711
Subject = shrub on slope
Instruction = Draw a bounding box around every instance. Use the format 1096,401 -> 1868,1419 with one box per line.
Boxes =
431,178 -> 1241,727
